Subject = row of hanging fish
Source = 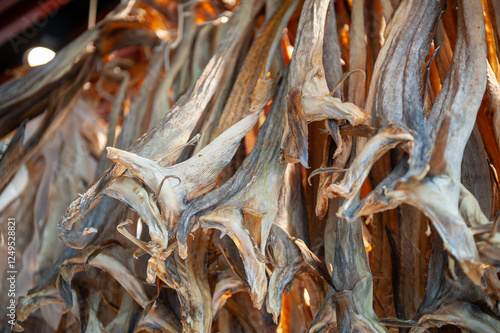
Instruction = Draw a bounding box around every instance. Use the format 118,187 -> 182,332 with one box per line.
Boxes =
1,0 -> 499,332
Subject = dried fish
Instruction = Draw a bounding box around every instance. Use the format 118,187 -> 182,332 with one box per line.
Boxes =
68,0 -> 259,224
212,0 -> 299,137
177,70 -> 289,308
3,0 -> 500,331
340,0 -> 488,285
328,0 -> 446,212
281,0 -> 369,167
106,113 -> 259,233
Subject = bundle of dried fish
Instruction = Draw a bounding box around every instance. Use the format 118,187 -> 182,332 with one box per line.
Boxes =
280,0 -> 369,167
1,0 -> 500,332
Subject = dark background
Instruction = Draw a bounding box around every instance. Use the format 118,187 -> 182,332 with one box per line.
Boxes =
0,0 -> 120,85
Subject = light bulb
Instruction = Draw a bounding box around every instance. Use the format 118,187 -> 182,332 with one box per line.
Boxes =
27,47 -> 55,67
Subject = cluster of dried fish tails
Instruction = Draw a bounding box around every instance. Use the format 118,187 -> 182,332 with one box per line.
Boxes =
1,0 -> 500,331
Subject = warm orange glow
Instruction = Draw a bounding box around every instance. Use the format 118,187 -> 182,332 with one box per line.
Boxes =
482,0 -> 500,80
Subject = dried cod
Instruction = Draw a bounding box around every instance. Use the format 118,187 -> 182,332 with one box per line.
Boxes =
2,0 -> 500,332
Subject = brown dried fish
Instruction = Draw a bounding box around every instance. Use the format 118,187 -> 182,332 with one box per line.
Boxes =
212,0 -> 299,137
4,0 -> 500,331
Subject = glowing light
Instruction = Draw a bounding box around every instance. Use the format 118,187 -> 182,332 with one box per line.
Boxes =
425,221 -> 431,237
303,288 -> 310,306
222,0 -> 235,7
27,47 -> 55,67
363,236 -> 372,252
136,218 -> 143,238
220,16 -> 229,23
